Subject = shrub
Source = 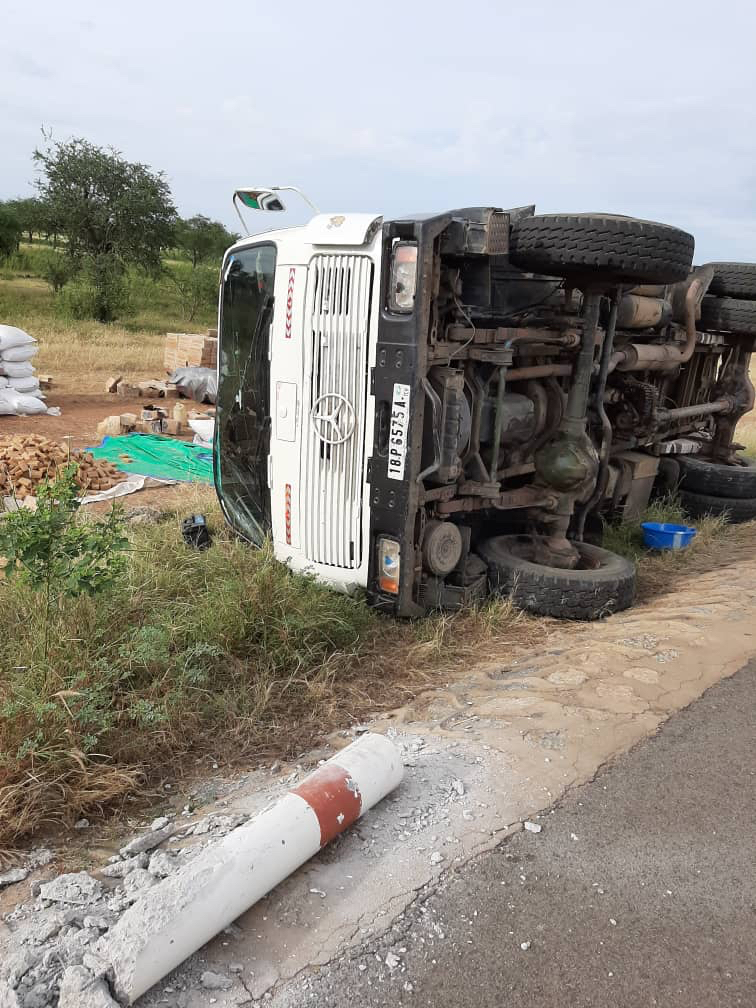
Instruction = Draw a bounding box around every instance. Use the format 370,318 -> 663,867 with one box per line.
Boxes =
58,255 -> 130,322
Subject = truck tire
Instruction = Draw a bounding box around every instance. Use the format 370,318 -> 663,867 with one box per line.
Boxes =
509,214 -> 695,285
700,296 -> 756,335
707,262 -> 756,300
678,455 -> 756,499
679,488 -> 756,523
479,534 -> 635,620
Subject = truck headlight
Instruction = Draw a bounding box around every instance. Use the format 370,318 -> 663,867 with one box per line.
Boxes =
377,537 -> 401,595
388,241 -> 418,313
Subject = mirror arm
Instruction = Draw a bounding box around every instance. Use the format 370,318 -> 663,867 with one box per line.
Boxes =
232,194 -> 252,236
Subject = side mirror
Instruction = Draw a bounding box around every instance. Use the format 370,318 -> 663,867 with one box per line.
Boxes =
232,186 -> 319,235
235,188 -> 287,213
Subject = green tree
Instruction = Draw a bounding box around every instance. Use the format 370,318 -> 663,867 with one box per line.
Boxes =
39,250 -> 76,293
7,197 -> 47,244
174,214 -> 237,268
165,261 -> 218,322
0,203 -> 22,260
33,137 -> 177,321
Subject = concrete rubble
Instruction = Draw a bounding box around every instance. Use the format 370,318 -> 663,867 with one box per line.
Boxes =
0,735 -> 404,1008
0,870 -> 29,889
0,817 -> 196,1008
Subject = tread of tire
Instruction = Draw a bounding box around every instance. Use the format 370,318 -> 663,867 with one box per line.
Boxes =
480,536 -> 636,620
707,262 -> 756,300
510,213 -> 695,284
700,295 -> 756,335
679,488 -> 756,523
678,455 -> 756,499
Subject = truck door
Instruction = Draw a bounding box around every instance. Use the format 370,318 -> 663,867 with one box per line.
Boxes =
215,242 -> 277,545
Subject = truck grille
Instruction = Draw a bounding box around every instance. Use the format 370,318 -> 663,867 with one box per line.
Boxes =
302,254 -> 373,568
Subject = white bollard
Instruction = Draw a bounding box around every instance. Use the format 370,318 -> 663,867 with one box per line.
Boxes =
102,733 -> 404,1004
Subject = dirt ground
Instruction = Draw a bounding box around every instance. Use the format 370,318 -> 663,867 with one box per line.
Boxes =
0,386 -> 214,511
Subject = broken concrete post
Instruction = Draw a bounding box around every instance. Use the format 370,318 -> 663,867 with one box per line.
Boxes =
101,732 -> 403,1004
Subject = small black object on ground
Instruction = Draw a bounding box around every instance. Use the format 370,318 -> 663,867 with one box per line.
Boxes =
182,514 -> 212,550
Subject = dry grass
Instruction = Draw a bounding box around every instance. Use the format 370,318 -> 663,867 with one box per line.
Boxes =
0,244 -> 215,386
24,314 -> 165,384
0,490 -> 543,850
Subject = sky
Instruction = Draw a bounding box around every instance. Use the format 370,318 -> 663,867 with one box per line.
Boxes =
2,0 -> 756,263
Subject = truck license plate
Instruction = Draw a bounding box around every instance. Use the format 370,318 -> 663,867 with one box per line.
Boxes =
387,383 -> 411,481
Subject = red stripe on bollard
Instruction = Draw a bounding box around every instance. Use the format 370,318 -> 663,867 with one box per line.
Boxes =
292,763 -> 362,846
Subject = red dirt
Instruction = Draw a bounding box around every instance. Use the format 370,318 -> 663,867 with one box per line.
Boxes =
0,392 -> 149,452
0,390 -> 214,511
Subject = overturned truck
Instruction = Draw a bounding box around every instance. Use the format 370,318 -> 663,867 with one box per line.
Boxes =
215,194 -> 756,619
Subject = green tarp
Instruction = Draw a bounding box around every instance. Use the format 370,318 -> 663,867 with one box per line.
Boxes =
90,433 -> 214,483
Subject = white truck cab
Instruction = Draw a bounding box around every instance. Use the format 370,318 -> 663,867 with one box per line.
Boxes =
216,209 -> 385,599
215,188 -> 754,620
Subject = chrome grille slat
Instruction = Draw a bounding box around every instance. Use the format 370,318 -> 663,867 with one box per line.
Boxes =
302,254 -> 372,568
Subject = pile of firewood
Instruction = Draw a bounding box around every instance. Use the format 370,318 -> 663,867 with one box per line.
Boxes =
0,435 -> 125,500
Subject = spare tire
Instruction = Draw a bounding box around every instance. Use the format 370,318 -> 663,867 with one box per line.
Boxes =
678,455 -> 756,499
700,296 -> 756,336
509,214 -> 695,285
479,534 -> 635,620
707,262 -> 756,300
679,488 -> 756,523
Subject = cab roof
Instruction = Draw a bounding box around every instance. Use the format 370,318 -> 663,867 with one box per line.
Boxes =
228,212 -> 383,255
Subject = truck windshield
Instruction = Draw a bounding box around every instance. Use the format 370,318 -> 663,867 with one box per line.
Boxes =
215,243 -> 276,545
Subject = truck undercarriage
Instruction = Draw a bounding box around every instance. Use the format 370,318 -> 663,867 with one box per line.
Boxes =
366,208 -> 756,618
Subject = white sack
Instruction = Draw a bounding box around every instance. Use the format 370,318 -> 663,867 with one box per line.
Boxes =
1,343 -> 39,363
8,376 -> 40,393
0,360 -> 35,378
0,391 -> 48,415
0,325 -> 35,352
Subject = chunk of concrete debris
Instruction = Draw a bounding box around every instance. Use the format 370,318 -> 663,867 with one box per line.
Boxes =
39,873 -> 103,906
149,816 -> 171,831
58,965 -> 120,1008
451,779 -> 465,797
0,868 -> 29,888
186,813 -> 247,836
100,853 -> 150,879
524,821 -> 542,834
147,849 -> 179,879
0,984 -> 22,1008
27,848 -> 54,869
122,869 -> 158,898
430,852 -> 444,865
200,971 -> 233,991
119,823 -> 173,857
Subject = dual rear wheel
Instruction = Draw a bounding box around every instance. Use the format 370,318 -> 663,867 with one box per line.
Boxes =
677,455 -> 756,523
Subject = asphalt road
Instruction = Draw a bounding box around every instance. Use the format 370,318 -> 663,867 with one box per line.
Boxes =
278,661 -> 756,1008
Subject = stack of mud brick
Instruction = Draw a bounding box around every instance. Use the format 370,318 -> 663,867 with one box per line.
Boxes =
164,330 -> 218,372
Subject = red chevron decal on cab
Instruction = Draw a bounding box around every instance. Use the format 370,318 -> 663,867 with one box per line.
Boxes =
285,268 -> 295,338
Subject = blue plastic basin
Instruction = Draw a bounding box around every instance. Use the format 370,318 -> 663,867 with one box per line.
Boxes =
641,521 -> 697,550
